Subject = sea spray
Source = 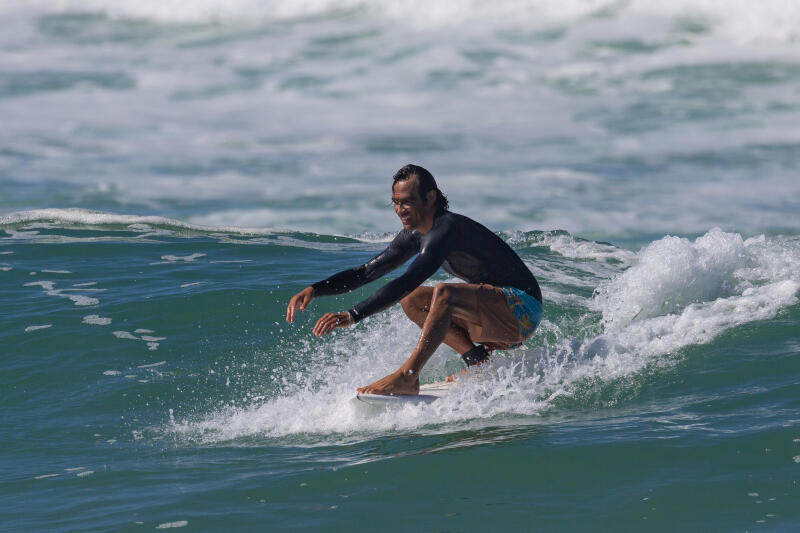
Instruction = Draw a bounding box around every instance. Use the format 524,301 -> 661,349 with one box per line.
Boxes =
167,229 -> 800,443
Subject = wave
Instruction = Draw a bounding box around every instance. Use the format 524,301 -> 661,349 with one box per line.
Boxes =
0,208 -> 372,245
0,208 -> 609,252
10,210 -> 793,443
6,0 -> 800,44
0,208 -> 274,234
167,228 -> 799,443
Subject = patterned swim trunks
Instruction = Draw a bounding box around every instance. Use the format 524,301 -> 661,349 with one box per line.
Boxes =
499,287 -> 543,348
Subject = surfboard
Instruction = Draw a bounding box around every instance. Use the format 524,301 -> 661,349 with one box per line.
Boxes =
355,380 -> 454,406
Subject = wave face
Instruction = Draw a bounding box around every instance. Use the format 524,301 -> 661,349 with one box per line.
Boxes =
2,217 -> 799,530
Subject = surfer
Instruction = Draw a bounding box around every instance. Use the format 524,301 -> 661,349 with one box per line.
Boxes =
286,164 -> 543,395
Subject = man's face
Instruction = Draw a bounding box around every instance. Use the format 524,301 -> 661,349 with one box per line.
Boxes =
392,177 -> 429,231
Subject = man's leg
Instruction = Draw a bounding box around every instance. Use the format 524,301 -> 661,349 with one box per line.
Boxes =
400,286 -> 476,355
357,283 -> 492,395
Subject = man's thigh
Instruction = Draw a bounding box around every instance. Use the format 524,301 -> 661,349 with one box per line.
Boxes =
440,283 -> 522,345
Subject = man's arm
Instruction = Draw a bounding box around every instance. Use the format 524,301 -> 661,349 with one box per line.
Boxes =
310,232 -> 416,297
348,216 -> 455,322
285,232 -> 415,323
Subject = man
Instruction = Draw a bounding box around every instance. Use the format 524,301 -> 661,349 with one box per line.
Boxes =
285,164 -> 543,395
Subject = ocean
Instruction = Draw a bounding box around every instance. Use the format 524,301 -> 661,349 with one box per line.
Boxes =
1,1 -> 799,531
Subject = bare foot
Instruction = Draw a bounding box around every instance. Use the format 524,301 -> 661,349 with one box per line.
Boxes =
357,370 -> 420,396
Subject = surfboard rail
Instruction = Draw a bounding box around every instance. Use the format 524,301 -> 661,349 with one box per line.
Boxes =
354,380 -> 454,405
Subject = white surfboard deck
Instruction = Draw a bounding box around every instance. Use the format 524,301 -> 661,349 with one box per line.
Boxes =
355,380 -> 455,406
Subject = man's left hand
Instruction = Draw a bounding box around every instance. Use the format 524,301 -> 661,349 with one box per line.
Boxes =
312,311 -> 354,336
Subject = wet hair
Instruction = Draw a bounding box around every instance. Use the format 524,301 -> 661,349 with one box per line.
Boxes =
392,164 -> 449,215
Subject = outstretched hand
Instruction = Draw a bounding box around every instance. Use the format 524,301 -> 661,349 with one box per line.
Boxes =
286,286 -> 315,323
313,311 -> 354,336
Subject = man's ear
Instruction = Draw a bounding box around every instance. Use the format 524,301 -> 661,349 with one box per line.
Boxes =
426,189 -> 436,207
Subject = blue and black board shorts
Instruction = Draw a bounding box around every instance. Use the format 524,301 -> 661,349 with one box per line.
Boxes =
466,284 -> 543,349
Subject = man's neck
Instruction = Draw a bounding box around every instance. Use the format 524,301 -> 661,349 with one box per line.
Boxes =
414,212 -> 438,234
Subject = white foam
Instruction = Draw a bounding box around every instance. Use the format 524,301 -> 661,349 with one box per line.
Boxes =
34,474 -> 59,480
83,315 -> 112,325
596,229 -> 799,330
76,470 -> 94,477
103,370 -> 122,376
134,329 -> 155,334
141,336 -> 166,342
41,269 -> 72,274
138,361 -> 166,368
25,280 -> 55,290
25,325 -> 52,332
0,209 -> 276,236
65,294 -> 100,306
161,253 -> 206,262
156,521 -> 188,530
546,235 -> 637,267
113,331 -> 139,340
0,265 -> 11,271
146,342 -> 160,351
24,280 -> 99,306
9,0 -> 799,44
170,230 -> 799,443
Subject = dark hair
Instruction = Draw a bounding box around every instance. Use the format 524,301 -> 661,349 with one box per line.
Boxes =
392,164 -> 449,215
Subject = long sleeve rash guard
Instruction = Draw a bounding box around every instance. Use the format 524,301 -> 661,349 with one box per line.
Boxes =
311,211 -> 542,323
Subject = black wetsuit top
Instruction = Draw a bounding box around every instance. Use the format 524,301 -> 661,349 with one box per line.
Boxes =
311,211 -> 542,323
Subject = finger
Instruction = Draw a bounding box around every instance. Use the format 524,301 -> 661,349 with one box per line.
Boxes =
321,315 -> 342,335
323,316 -> 339,335
313,314 -> 332,336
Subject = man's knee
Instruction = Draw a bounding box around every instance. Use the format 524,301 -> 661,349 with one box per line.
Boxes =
400,294 -> 415,315
401,286 -> 431,315
432,283 -> 454,307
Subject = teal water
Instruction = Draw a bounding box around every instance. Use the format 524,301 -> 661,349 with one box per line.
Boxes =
1,219 -> 798,531
2,1 -> 800,531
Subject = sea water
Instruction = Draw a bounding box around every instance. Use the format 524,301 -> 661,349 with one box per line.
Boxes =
1,1 -> 799,531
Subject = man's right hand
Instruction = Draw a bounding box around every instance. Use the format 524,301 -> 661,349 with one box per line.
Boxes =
286,286 -> 315,323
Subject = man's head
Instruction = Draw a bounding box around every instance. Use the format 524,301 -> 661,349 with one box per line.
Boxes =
391,164 -> 449,231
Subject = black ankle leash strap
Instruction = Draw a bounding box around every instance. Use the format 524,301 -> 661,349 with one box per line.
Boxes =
461,345 -> 491,367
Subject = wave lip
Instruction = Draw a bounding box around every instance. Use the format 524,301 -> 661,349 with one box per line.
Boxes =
0,208 -> 268,234
0,209 -> 378,246
596,229 -> 800,330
